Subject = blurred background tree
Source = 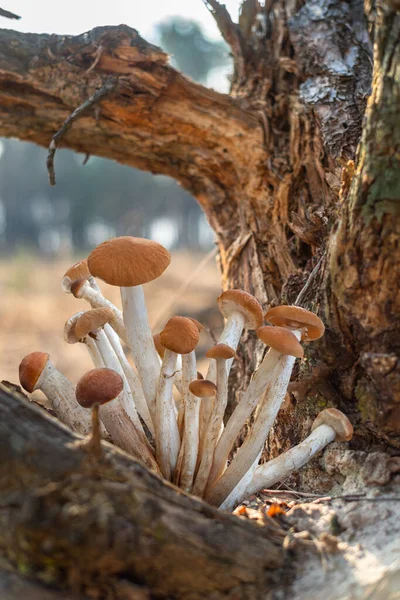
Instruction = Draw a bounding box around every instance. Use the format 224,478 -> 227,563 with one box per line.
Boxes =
0,17 -> 231,255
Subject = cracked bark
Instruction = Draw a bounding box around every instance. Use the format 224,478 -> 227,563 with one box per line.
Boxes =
0,385 -> 283,600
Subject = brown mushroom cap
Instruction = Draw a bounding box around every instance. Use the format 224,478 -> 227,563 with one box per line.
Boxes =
311,408 -> 353,442
217,290 -> 263,329
87,236 -> 171,287
265,306 -> 325,341
153,333 -> 165,359
19,351 -> 50,393
75,308 -> 114,339
206,343 -> 237,360
189,379 -> 217,398
256,326 -> 304,358
70,278 -> 88,299
76,368 -> 124,408
64,311 -> 85,344
160,316 -> 199,354
62,259 -> 91,293
187,317 -> 204,332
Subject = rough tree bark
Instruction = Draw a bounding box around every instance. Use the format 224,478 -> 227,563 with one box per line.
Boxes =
0,0 -> 398,596
0,384 -> 284,599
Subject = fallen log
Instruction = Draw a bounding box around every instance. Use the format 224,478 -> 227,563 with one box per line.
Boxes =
0,384 -> 284,599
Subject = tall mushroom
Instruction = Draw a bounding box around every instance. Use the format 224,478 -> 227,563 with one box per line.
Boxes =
193,343 -> 236,497
87,237 -> 171,421
76,368 -> 124,458
157,316 -> 199,480
223,409 -> 353,510
208,326 -> 303,488
207,308 -> 324,507
19,351 -> 93,435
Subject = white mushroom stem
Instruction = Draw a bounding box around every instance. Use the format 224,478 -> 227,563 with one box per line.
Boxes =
207,348 -> 285,488
179,352 -> 200,492
193,359 -> 228,497
120,286 -> 161,420
104,323 -> 154,436
36,361 -> 93,435
199,311 -> 246,454
222,423 -> 337,511
75,280 -> 127,342
83,335 -> 104,368
206,331 -> 301,506
99,400 -> 160,474
155,349 -> 181,480
92,329 -> 150,448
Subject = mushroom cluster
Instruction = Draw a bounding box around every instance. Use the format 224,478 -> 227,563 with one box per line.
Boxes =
18,236 -> 353,511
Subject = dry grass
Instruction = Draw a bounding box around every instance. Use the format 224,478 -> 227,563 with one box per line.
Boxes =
0,251 -> 221,395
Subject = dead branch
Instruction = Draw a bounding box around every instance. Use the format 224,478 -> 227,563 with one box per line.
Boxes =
46,77 -> 118,185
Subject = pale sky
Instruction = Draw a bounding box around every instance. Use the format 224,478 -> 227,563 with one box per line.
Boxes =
0,1 -> 242,42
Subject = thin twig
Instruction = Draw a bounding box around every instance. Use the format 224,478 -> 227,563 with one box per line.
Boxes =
46,77 -> 117,186
0,7 -> 21,19
85,44 -> 103,74
152,246 -> 218,330
202,0 -> 244,60
294,252 -> 325,306
82,153 -> 91,166
259,487 -> 400,503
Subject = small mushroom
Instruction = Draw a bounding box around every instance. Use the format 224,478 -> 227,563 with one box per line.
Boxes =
64,311 -> 104,368
61,259 -> 98,293
19,351 -> 92,435
157,316 -> 198,480
88,237 -> 171,421
71,278 -> 127,343
76,368 -> 123,458
193,343 -> 236,497
223,409 -> 353,510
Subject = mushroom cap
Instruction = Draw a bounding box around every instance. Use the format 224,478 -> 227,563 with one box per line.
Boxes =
62,259 -> 91,293
70,278 -> 88,299
160,316 -> 199,354
265,306 -> 325,341
75,308 -> 114,339
189,379 -> 217,398
206,343 -> 237,360
217,290 -> 263,329
64,311 -> 85,344
19,351 -> 50,393
153,333 -> 165,359
76,368 -> 124,408
87,236 -> 171,287
256,326 -> 304,358
187,317 -> 204,332
312,408 -> 353,442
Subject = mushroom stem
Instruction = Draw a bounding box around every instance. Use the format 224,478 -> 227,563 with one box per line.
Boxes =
73,280 -> 127,342
120,286 -> 161,420
155,348 -> 180,480
179,351 -> 200,492
93,329 -> 152,451
208,349 -> 283,488
37,362 -> 93,435
88,404 -> 102,458
222,424 -> 337,511
104,323 -> 154,436
193,359 -> 228,497
84,335 -> 105,368
206,331 -> 301,506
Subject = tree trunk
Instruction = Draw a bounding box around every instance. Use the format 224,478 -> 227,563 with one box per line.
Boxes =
0,384 -> 283,599
0,5 -> 397,450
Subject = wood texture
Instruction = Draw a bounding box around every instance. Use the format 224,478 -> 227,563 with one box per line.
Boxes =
0,384 -> 284,599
